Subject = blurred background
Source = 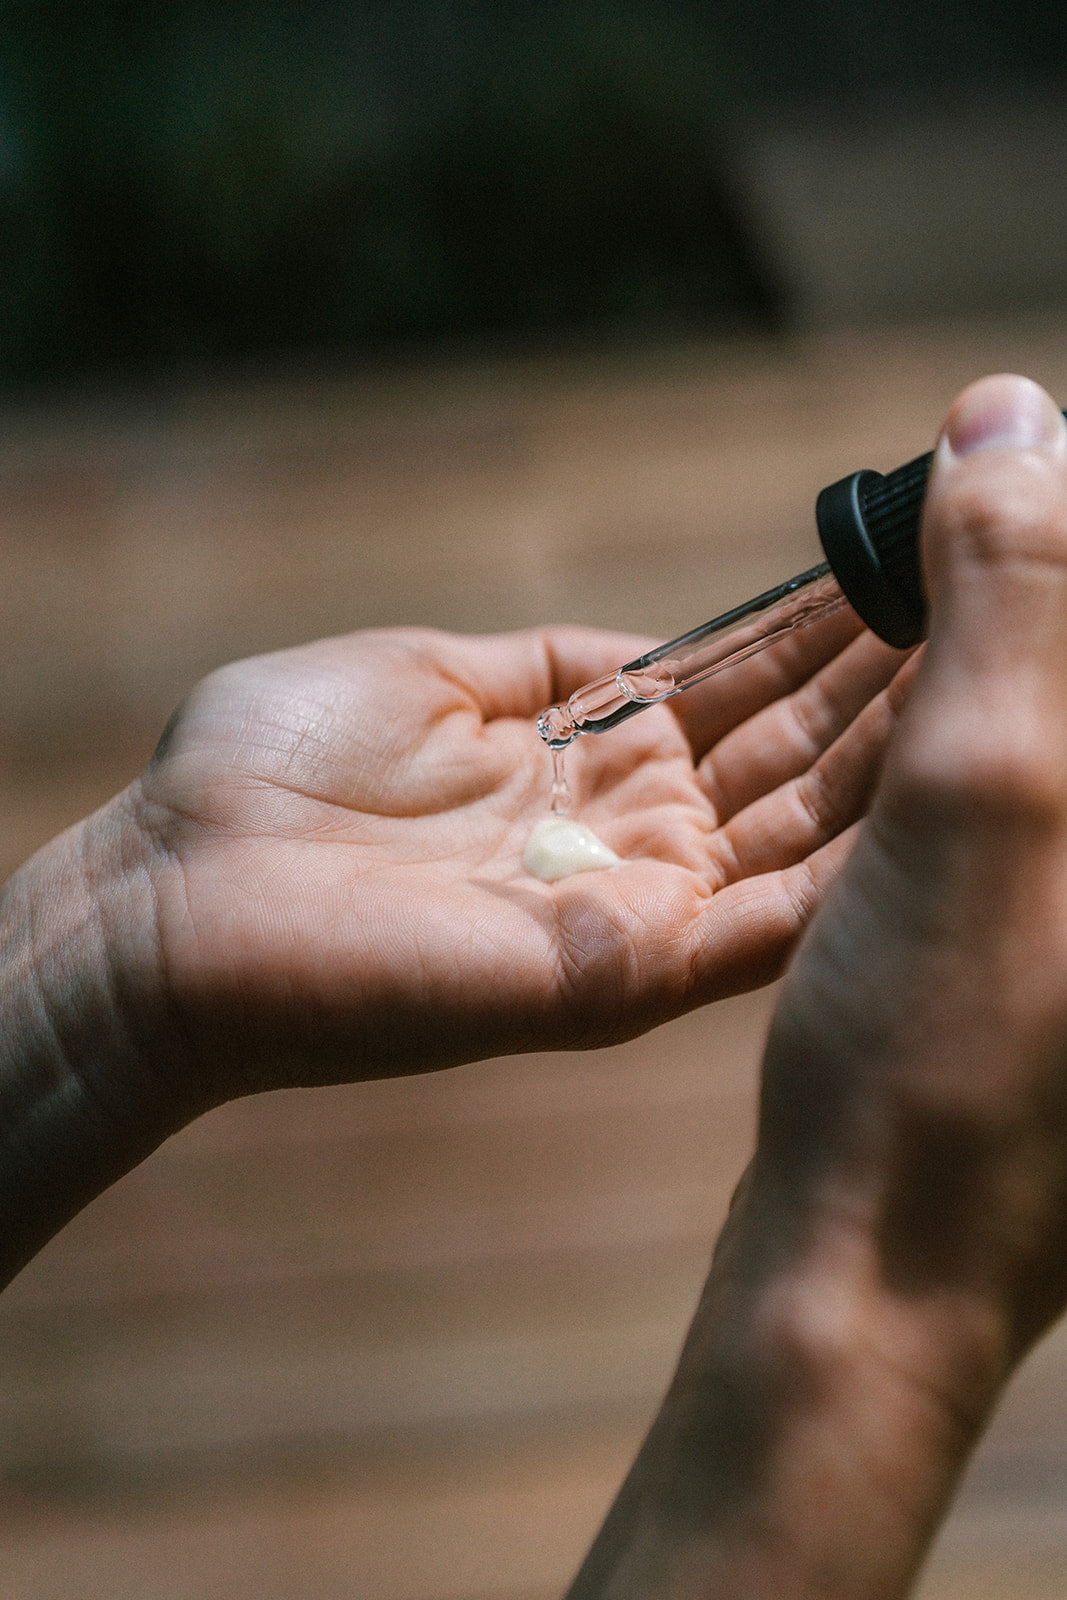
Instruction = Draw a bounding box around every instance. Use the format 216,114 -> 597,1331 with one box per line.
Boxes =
3,4 -> 1067,1597
4,0 -> 1067,381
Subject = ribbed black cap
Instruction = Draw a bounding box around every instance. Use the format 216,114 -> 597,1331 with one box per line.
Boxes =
816,408 -> 1067,649
815,451 -> 931,649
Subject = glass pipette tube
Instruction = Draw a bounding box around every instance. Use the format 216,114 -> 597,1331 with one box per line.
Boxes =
537,561 -> 848,748
537,422 -> 973,749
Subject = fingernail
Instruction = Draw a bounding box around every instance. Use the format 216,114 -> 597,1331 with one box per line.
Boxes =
945,378 -> 1067,458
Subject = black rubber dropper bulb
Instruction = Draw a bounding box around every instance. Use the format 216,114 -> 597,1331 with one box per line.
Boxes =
814,404 -> 1067,642
813,446 -> 931,649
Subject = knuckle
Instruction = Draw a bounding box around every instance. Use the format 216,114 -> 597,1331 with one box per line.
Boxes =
787,674 -> 837,756
935,454 -> 1067,574
794,761 -> 842,836
891,717 -> 1067,831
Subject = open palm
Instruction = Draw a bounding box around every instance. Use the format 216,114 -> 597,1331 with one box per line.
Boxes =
132,617 -> 912,1101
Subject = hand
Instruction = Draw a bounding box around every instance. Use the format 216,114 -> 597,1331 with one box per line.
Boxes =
124,612 -> 906,1103
1,599 -> 905,1286
752,377 -> 1067,1582
567,375 -> 1067,1600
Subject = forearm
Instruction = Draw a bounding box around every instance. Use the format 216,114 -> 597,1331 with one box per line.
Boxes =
0,793 -> 194,1288
567,1170 -> 1009,1600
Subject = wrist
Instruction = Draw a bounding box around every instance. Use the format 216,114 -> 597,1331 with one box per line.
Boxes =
570,1177 -> 1011,1600
0,788 -> 198,1286
712,1190 -> 1007,1598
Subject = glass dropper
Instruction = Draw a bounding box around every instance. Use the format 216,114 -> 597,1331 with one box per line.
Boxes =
538,560 -> 849,746
538,436 -> 938,750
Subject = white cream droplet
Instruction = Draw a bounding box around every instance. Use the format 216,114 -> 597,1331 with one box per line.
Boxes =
523,817 -> 621,882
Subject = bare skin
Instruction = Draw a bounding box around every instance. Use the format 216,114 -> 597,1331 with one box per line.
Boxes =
1,571 -> 906,1287
11,373 -> 1066,1600
567,375 -> 1067,1599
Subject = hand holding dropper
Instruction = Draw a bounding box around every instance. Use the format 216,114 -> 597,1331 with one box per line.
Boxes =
538,425 -> 991,749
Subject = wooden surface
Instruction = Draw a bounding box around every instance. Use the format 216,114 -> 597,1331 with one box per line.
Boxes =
4,326 -> 1067,1597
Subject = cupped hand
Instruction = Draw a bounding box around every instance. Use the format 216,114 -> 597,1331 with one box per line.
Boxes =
125,606 -> 909,1101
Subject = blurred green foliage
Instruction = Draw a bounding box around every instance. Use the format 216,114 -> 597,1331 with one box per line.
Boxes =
6,0 -> 1059,381
0,1 -> 779,381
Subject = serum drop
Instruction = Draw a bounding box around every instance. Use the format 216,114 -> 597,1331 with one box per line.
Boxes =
524,742 -> 622,883
550,747 -> 570,815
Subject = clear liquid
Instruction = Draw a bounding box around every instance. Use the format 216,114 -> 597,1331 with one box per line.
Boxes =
550,746 -> 571,814
617,570 -> 845,706
536,565 -> 847,749
537,675 -> 635,749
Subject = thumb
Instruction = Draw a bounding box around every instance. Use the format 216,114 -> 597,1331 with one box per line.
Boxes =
892,374 -> 1067,820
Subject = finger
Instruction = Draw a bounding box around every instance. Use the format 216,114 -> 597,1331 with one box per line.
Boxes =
698,627 -> 913,826
435,604 -> 862,747
679,823 -> 865,1002
667,601 -> 866,762
711,656 -> 918,886
887,375 -> 1067,826
428,625 -> 658,724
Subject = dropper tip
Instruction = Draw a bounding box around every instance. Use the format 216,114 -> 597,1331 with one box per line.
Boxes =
537,704 -> 577,749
